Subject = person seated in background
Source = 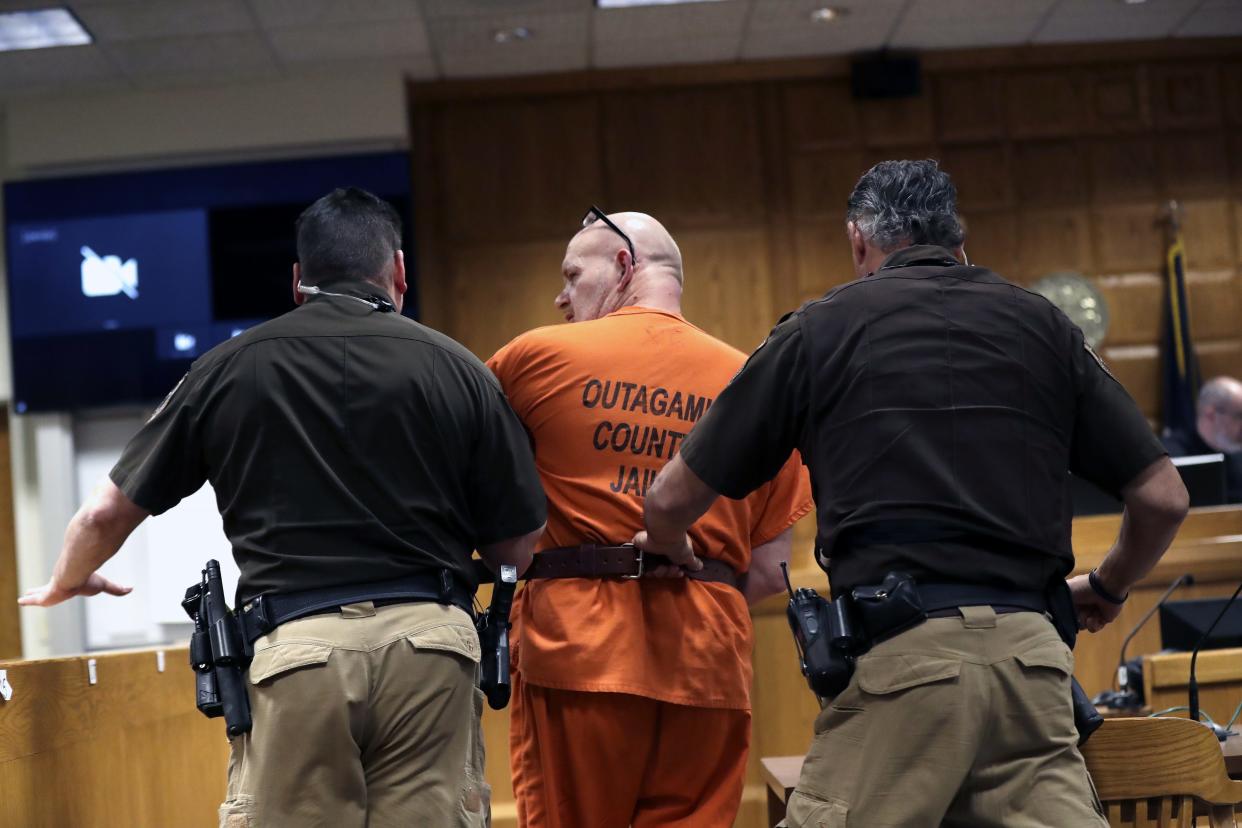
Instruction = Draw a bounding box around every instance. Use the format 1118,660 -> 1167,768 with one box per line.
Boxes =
1163,376 -> 1242,503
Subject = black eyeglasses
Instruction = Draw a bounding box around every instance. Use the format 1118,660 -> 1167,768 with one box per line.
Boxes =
581,205 -> 637,265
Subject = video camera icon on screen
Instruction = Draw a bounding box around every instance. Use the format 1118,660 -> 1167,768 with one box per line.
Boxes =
81,246 -> 139,300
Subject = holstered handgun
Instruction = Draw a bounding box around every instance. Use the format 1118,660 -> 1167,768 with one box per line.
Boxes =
476,564 -> 518,710
1045,578 -> 1105,745
182,559 -> 252,738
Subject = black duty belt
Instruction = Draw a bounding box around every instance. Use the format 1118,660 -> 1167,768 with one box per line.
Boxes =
521,544 -> 743,591
237,570 -> 474,647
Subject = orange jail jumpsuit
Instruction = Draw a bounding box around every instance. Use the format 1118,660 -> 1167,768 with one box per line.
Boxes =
488,306 -> 813,828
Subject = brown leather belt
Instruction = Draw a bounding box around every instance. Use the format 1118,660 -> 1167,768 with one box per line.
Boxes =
524,544 -> 743,591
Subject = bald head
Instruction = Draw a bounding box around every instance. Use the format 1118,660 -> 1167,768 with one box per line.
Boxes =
582,212 -> 684,285
1198,376 -> 1242,453
555,210 -> 685,323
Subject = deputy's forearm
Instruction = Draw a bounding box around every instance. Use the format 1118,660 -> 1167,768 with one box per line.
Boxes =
479,523 -> 544,578
53,482 -> 148,590
743,528 -> 793,605
644,455 -> 719,542
1094,457 -> 1188,597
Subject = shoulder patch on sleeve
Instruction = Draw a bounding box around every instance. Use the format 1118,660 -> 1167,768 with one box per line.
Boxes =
1084,342 -> 1114,380
148,373 -> 188,422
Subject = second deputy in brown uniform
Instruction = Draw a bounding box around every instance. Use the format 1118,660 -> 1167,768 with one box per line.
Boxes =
21,188 -> 547,828
636,160 -> 1189,827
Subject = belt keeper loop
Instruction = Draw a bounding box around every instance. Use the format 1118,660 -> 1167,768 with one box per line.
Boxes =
438,569 -> 453,604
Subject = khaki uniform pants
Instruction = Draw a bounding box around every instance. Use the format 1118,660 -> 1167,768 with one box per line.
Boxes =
784,607 -> 1108,828
218,601 -> 488,828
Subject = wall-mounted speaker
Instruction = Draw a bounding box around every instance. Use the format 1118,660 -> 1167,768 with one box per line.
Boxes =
850,53 -> 922,99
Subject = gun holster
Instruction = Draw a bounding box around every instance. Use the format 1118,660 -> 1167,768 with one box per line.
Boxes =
1045,578 -> 1105,745
182,560 -> 253,738
784,571 -> 1103,745
475,564 -> 518,710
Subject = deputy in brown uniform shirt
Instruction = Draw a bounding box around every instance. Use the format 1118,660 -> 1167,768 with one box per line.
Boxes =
21,188 -> 547,828
636,160 -> 1189,828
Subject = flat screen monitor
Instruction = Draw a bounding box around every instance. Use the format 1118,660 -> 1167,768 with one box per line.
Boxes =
4,152 -> 412,413
1160,597 -> 1242,651
1070,453 -> 1227,516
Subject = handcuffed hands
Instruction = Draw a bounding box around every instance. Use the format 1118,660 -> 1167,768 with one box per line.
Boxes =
630,531 -> 704,578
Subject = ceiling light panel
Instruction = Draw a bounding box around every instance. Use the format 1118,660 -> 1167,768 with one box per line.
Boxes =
0,8 -> 91,52
598,0 -> 728,7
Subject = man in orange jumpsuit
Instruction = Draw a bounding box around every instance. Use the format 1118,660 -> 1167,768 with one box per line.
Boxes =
488,207 -> 813,828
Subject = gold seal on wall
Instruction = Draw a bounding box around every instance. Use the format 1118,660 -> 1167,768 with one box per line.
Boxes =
1030,271 -> 1110,348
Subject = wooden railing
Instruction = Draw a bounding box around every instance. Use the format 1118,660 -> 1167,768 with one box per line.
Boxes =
3,506 -> 1239,828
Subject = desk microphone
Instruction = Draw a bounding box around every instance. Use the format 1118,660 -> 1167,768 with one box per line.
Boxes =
1093,573 -> 1194,708
1188,580 -> 1242,741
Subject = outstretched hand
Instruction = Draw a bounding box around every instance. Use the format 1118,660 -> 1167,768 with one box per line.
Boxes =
1067,573 -> 1123,633
631,531 -> 703,578
18,573 -> 132,608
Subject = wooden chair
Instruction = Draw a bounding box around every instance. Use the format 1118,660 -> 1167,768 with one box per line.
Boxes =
1082,717 -> 1242,827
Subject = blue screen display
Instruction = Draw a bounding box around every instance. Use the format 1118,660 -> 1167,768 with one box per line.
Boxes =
8,210 -> 210,338
3,151 -> 412,413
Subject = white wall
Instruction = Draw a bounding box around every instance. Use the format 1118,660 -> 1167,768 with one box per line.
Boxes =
3,66 -> 411,656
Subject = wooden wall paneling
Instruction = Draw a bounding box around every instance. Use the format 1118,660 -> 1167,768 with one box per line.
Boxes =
792,220 -> 854,303
1186,270 -> 1241,341
1223,62 -> 1242,125
959,210 -> 1019,281
934,73 -> 1006,144
861,144 -> 939,173
781,79 -> 860,150
1006,69 -> 1087,139
677,227 -> 778,352
448,240 -> 569,359
0,411 -> 19,659
1236,197 -> 1242,266
436,96 -> 604,245
1198,341 -> 1242,384
858,94 -> 936,148
603,85 -> 767,227
410,102 -> 454,334
1180,198 -> 1237,271
1014,208 -> 1094,282
1099,344 -> 1159,419
1157,130 -> 1230,200
1230,135 -> 1242,195
1095,274 -> 1162,347
787,149 -> 866,220
1092,203 -> 1164,274
1013,140 -> 1089,206
756,82 -> 807,321
941,144 -> 1013,210
1151,62 -> 1224,131
1087,136 -> 1158,203
1084,65 -> 1152,134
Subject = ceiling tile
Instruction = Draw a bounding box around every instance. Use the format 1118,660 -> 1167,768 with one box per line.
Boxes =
419,0 -> 582,19
593,0 -> 749,65
1176,0 -> 1242,37
249,0 -> 424,29
1034,0 -> 1201,44
268,19 -> 431,63
101,31 -> 278,85
594,34 -> 742,68
891,0 -> 1055,48
429,10 -> 588,78
742,0 -> 905,59
593,0 -> 750,40
74,0 -> 255,41
0,43 -> 122,94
